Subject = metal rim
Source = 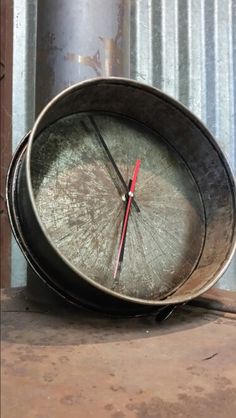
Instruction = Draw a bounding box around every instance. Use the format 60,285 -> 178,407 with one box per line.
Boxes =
13,78 -> 236,305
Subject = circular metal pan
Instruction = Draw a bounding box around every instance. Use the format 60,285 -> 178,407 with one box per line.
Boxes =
6,78 -> 236,315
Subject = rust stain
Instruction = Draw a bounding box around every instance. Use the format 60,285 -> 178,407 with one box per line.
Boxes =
65,1 -> 125,77
99,0 -> 125,76
65,49 -> 102,76
99,36 -> 123,76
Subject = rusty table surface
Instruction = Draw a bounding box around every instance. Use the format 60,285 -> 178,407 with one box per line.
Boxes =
1,288 -> 236,418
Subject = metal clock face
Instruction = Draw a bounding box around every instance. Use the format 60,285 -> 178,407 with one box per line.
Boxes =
31,112 -> 205,301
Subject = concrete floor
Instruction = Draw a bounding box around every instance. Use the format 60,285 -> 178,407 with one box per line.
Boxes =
1,288 -> 236,418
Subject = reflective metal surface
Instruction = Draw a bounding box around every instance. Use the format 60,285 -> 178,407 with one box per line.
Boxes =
35,0 -> 131,113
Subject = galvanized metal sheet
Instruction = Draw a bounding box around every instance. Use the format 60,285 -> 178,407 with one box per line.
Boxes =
130,0 -> 236,289
11,0 -> 37,286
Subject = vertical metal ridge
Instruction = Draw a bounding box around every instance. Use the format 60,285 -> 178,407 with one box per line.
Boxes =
25,0 -> 37,131
178,0 -> 189,107
12,0 -> 37,152
130,0 -> 137,80
187,0 -> 206,120
204,0 -> 216,136
0,0 -> 13,287
132,0 -> 153,84
161,0 -> 179,98
228,0 -> 235,171
200,0 -> 207,123
214,0 -> 236,290
214,0 -> 233,161
174,0 -> 179,99
151,0 -> 162,88
12,0 -> 37,287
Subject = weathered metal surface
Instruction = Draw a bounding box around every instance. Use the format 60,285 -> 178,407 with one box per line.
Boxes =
0,0 -> 13,287
35,0 -> 131,114
11,0 -> 236,290
6,79 -> 236,314
1,288 -> 236,418
11,0 -> 132,288
31,113 -> 204,300
11,0 -> 37,287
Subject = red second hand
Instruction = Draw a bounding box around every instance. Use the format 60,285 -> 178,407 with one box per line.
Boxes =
113,159 -> 141,279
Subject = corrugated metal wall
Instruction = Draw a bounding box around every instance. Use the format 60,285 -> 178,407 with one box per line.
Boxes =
131,0 -> 235,165
12,0 -> 37,287
12,0 -> 235,289
130,0 -> 236,289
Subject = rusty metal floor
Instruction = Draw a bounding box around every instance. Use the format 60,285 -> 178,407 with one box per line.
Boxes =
1,288 -> 236,418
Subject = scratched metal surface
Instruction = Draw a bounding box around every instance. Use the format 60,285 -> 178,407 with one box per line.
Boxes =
11,0 -> 236,290
7,78 -> 235,310
31,113 -> 204,300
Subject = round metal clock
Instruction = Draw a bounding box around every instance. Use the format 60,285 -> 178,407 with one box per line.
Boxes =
7,78 -> 236,316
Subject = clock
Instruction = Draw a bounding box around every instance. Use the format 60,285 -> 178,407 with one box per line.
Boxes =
7,78 -> 236,316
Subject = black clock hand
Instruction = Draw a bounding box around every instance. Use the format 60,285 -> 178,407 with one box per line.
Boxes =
119,179 -> 132,267
89,116 -> 140,213
114,159 -> 141,278
114,180 -> 131,277
115,179 -> 133,277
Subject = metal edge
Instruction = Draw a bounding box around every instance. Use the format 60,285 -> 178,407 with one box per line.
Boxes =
25,77 -> 236,305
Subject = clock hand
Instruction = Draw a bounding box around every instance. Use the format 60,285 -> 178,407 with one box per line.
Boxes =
119,179 -> 132,265
89,116 -> 140,213
113,159 -> 141,279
